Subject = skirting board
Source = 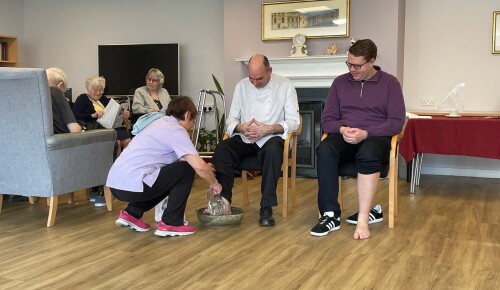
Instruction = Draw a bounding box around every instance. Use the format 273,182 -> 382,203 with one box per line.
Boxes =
398,157 -> 500,179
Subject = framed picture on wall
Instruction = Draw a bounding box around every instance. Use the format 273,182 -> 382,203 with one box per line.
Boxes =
493,11 -> 500,54
261,0 -> 350,41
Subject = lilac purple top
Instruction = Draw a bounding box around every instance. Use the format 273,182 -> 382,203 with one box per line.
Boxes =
321,66 -> 406,137
106,116 -> 198,192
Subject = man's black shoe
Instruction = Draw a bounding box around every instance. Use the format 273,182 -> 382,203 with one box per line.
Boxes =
259,206 -> 275,226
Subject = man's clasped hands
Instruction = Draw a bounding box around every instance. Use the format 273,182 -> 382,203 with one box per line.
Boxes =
237,118 -> 276,143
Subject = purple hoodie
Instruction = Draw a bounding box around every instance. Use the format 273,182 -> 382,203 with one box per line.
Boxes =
321,66 -> 406,137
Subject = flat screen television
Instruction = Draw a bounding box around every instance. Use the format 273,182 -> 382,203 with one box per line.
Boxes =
98,43 -> 180,96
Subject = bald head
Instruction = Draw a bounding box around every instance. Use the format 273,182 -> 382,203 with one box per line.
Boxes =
247,54 -> 272,88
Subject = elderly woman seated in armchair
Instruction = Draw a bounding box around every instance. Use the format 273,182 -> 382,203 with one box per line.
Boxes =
72,76 -> 132,156
72,76 -> 132,207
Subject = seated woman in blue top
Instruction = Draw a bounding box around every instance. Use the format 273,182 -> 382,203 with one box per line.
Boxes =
72,76 -> 132,156
106,96 -> 223,237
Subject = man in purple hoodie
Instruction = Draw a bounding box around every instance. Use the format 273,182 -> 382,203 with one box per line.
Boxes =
310,39 -> 406,240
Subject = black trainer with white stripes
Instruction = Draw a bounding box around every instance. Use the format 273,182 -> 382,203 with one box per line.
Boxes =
345,204 -> 383,225
310,213 -> 340,237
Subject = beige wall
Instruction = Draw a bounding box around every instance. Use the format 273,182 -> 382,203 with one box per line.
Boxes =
223,0 -> 500,178
223,0 -> 405,106
2,0 -> 498,112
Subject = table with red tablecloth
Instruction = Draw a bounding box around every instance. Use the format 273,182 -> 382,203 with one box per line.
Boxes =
399,116 -> 500,192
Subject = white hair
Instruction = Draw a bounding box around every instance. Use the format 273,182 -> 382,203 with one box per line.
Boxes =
46,67 -> 69,90
85,76 -> 106,91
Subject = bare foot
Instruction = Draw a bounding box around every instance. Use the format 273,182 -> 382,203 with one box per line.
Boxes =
222,196 -> 232,215
353,222 -> 370,240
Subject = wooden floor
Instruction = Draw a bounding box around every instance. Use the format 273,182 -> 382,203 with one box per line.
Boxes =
0,175 -> 499,289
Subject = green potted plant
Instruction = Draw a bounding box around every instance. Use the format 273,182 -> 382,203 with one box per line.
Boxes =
212,74 -> 225,142
196,128 -> 218,152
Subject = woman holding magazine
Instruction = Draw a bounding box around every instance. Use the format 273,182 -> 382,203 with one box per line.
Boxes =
73,76 -> 132,153
73,76 -> 132,206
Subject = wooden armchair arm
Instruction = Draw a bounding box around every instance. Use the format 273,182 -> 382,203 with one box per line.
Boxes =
391,118 -> 408,158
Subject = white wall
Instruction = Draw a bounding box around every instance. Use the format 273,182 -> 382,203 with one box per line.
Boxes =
402,0 -> 500,178
22,0 -> 224,102
0,0 -> 24,65
404,0 -> 500,112
2,0 -> 499,178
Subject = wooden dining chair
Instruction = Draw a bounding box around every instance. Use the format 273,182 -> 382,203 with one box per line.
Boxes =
320,119 -> 407,228
224,116 -> 302,217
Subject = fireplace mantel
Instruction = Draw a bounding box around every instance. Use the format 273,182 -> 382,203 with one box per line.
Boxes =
235,55 -> 348,88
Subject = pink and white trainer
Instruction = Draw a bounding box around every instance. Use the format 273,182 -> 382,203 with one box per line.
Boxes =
115,209 -> 151,232
154,221 -> 196,237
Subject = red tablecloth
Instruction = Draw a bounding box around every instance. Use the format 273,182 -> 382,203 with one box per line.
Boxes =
399,116 -> 500,163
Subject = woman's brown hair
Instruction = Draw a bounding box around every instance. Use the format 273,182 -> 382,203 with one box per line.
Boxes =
166,96 -> 197,121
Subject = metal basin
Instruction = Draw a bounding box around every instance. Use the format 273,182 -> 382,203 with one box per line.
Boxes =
196,207 -> 244,227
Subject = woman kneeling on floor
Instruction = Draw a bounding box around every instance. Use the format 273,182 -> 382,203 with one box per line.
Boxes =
106,96 -> 222,237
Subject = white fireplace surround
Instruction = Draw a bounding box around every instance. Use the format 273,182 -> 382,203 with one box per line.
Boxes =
235,55 -> 348,88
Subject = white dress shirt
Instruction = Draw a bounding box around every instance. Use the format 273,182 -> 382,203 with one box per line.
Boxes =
226,73 -> 300,147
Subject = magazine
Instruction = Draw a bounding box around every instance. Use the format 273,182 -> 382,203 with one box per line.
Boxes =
97,98 -> 128,129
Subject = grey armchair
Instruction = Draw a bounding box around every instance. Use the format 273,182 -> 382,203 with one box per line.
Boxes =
0,68 -> 117,227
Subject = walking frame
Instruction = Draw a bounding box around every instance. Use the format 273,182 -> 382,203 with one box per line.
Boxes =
192,89 -> 227,159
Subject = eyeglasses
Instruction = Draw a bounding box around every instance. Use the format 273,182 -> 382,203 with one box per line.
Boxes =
146,78 -> 160,84
345,60 -> 370,70
92,87 -> 104,93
